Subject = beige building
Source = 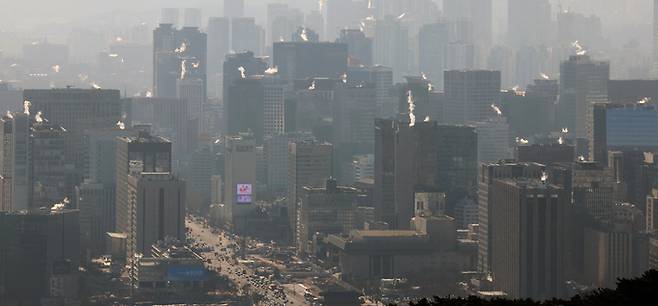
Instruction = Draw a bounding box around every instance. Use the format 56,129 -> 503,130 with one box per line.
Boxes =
222,133 -> 257,232
326,215 -> 475,286
126,172 -> 185,258
287,140 -> 332,242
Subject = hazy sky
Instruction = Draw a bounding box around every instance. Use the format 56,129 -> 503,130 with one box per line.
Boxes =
0,0 -> 652,31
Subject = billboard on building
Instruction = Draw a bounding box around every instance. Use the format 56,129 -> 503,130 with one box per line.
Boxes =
236,183 -> 253,204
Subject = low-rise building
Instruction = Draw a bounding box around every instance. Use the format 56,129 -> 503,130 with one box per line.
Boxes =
130,241 -> 207,292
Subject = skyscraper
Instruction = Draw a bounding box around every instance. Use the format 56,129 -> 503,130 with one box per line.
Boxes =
207,17 -> 230,76
337,29 -> 373,66
231,17 -> 264,55
126,172 -> 185,258
0,112 -> 30,211
477,161 -> 545,273
507,0 -> 551,48
474,116 -> 512,163
418,22 -> 449,89
23,89 -> 124,187
374,119 -> 396,226
115,131 -> 172,243
226,74 -> 287,144
382,121 -> 477,229
373,15 -> 409,82
558,55 -> 609,139
444,70 -> 501,125
153,24 -> 207,99
443,0 -> 492,48
333,83 -> 377,146
490,178 -> 567,299
287,140 -> 333,242
222,51 -> 268,107
222,133 -> 257,232
588,101 -> 658,165
273,41 -> 348,81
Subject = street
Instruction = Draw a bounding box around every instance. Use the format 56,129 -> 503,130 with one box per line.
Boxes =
186,216 -> 310,306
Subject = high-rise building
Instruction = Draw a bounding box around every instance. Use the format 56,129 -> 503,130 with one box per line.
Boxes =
231,17 -> 264,56
297,179 -> 361,254
516,143 -> 576,165
24,89 -> 123,187
418,22 -> 449,89
273,41 -> 348,81
347,65 -> 394,117
30,123 -> 70,209
647,189 -> 658,233
264,132 -> 315,193
337,29 -> 373,66
0,208 -> 80,305
572,161 -> 618,220
588,101 -> 658,165
507,0 -> 551,48
176,78 -> 204,141
222,51 -> 269,111
477,162 -> 545,274
76,181 -> 115,258
325,0 -> 359,41
126,172 -> 185,258
207,17 -> 230,77
0,112 -> 30,211
153,24 -> 207,99
333,83 -> 377,146
183,8 -> 202,28
558,55 -> 609,139
161,8 -> 179,26
374,119 -> 396,226
222,133 -> 257,232
115,131 -> 172,242
268,4 -> 304,46
607,80 -> 658,104
226,74 -> 287,144
490,178 -> 567,299
584,203 -> 646,288
443,0 -> 492,54
373,16 -> 409,82
444,70 -> 501,125
305,10 -> 325,40
391,121 -> 477,229
287,141 -> 333,242
474,116 -> 512,163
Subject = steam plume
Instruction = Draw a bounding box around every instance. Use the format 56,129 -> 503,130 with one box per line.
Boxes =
23,100 -> 31,115
407,90 -> 416,127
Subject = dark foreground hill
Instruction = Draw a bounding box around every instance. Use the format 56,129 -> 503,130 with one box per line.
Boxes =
408,270 -> 658,306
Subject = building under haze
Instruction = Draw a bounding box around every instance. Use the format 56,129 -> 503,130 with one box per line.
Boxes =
558,55 -> 609,140
337,29 -> 373,67
24,88 -> 124,190
287,140 -> 333,242
444,70 -> 501,125
477,162 -> 545,274
373,16 -> 409,82
490,178 -> 568,299
273,41 -> 348,82
221,133 -> 257,233
153,24 -> 207,100
115,131 -> 172,248
376,121 -> 477,229
226,74 -> 286,144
